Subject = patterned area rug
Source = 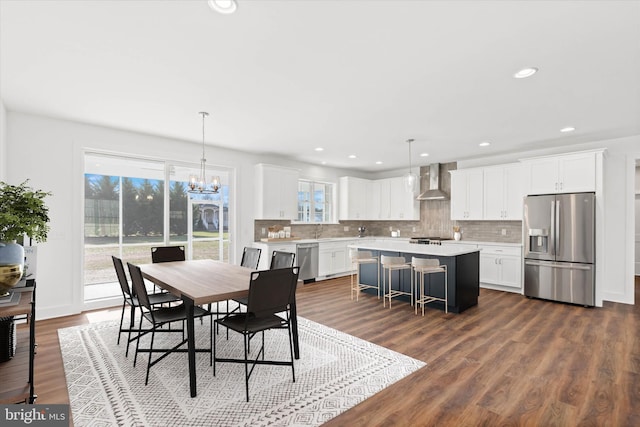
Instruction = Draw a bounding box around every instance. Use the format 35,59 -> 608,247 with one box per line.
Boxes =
59,315 -> 425,426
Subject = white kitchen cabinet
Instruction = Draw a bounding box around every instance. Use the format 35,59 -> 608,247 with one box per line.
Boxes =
255,164 -> 299,220
340,176 -> 418,221
522,151 -> 596,195
339,177 -> 370,220
370,180 -> 383,220
483,163 -> 524,220
450,168 -> 483,220
377,178 -> 391,220
388,177 -> 420,220
318,241 -> 348,277
479,245 -> 522,289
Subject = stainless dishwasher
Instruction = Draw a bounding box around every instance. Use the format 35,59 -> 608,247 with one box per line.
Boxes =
296,243 -> 319,282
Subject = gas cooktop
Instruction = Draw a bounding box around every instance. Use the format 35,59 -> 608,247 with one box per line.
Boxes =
409,237 -> 452,245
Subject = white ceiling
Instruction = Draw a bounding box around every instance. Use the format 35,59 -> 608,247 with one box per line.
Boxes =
1,0 -> 639,172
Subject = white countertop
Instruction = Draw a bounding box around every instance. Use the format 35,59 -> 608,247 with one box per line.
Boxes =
348,240 -> 479,257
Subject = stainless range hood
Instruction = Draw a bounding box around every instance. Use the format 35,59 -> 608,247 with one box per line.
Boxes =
416,163 -> 449,200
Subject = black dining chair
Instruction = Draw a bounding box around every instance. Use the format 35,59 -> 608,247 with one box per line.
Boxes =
128,262 -> 212,385
229,247 -> 262,311
214,267 -> 300,401
112,256 -> 180,357
270,250 -> 296,269
231,251 -> 295,316
241,247 -> 262,270
151,245 -> 185,263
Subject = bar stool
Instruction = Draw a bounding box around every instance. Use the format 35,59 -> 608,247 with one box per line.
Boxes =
350,249 -> 380,301
412,257 -> 448,315
380,255 -> 412,308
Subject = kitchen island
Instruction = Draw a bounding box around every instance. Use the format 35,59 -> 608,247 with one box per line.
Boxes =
349,240 -> 480,313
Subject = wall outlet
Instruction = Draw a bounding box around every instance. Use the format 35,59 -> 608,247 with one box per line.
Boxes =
261,227 -> 266,236
389,226 -> 393,231
344,226 -> 349,232
412,226 -> 416,232
501,228 -> 507,236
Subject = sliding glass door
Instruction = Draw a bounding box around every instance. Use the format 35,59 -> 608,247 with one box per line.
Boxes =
84,153 -> 232,303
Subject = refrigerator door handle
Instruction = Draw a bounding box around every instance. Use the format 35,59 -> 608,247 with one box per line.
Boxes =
550,200 -> 556,257
555,198 -> 561,256
525,260 -> 591,270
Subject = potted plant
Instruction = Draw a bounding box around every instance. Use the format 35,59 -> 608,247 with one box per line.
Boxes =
0,180 -> 51,295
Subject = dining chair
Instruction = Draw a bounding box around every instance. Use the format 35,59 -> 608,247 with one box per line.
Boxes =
241,247 -> 262,270
229,247 -> 262,313
151,245 -> 185,263
214,267 -> 300,401
112,256 -> 180,357
270,251 -> 296,269
127,262 -> 212,385
230,248 -> 292,315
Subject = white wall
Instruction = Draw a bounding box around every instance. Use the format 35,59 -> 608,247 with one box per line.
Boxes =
635,165 -> 640,275
5,111 -> 355,319
459,136 -> 640,306
0,99 -> 6,181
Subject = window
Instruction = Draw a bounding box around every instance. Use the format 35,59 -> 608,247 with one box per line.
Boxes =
83,153 -> 232,303
297,180 -> 334,223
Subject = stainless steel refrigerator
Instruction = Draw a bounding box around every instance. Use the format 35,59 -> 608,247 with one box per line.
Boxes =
523,192 -> 595,306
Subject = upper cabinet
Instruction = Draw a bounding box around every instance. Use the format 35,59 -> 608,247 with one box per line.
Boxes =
255,164 -> 299,220
339,177 -> 370,220
450,168 -> 483,220
388,177 -> 420,220
483,163 -> 524,220
339,176 -> 419,221
522,151 -> 597,195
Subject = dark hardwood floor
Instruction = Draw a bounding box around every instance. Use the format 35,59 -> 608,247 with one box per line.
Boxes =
15,275 -> 640,426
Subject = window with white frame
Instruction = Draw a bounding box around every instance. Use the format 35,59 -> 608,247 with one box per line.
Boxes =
297,180 -> 334,223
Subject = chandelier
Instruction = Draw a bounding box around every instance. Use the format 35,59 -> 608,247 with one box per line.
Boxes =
188,112 -> 221,194
403,138 -> 418,193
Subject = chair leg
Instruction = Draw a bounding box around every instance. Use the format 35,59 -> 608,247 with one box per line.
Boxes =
244,333 -> 250,402
213,320 -> 217,376
125,305 -> 136,357
117,302 -> 126,345
145,328 -> 156,385
287,323 -> 296,382
209,314 -> 213,366
133,315 -> 145,367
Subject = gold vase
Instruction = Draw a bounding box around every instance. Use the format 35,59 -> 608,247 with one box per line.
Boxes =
0,241 -> 25,296
0,264 -> 23,296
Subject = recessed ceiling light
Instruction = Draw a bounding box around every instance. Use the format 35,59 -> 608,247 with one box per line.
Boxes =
348,154 -> 357,159
207,0 -> 237,14
314,147 -> 324,152
375,161 -> 383,165
479,141 -> 491,147
514,67 -> 538,79
420,153 -> 429,157
560,126 -> 576,133
321,161 -> 327,165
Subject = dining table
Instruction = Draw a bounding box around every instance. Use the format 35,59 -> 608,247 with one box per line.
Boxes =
139,259 -> 300,398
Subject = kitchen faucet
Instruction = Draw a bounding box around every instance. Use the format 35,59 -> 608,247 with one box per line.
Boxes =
314,224 -> 323,239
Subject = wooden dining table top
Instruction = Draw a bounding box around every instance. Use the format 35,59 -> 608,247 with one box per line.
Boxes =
139,259 -> 254,306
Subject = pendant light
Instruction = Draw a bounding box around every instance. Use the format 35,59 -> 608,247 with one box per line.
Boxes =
403,138 -> 418,193
188,112 -> 221,194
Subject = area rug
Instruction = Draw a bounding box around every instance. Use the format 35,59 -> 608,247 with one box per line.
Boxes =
58,315 -> 425,426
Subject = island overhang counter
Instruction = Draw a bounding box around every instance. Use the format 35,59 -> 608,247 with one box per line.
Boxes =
348,240 -> 480,313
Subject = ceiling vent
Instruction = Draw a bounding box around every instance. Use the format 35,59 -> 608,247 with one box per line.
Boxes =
416,163 -> 449,201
